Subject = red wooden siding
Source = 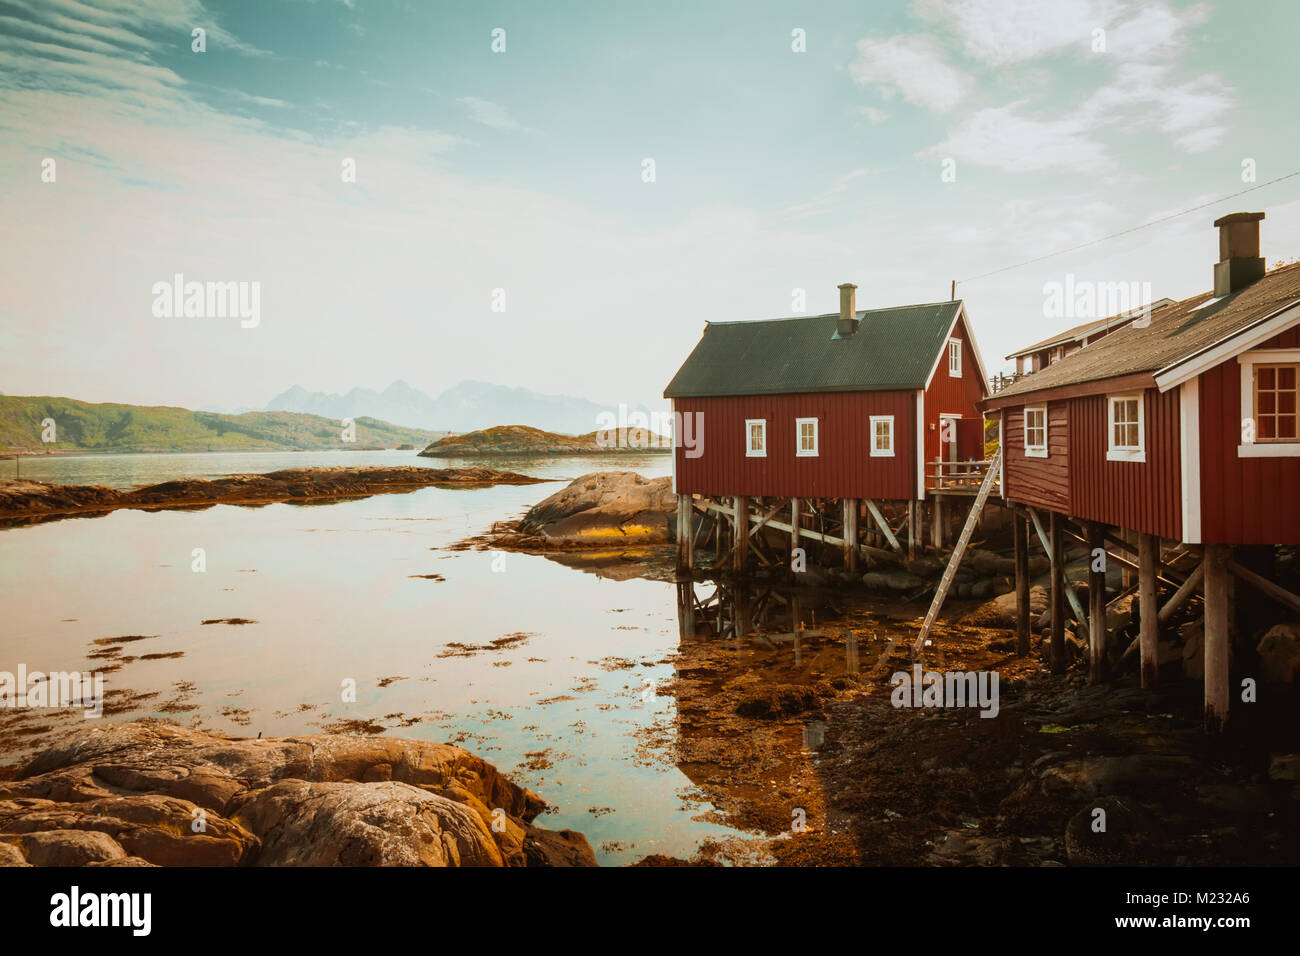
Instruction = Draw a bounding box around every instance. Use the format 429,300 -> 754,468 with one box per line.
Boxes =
1068,389 -> 1182,540
923,314 -> 986,467
1198,325 -> 1300,544
672,391 -> 916,500
1001,402 -> 1070,513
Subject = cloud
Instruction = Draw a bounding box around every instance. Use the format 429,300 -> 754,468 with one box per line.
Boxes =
849,34 -> 974,113
1082,63 -> 1231,153
858,106 -> 889,124
456,96 -> 536,133
925,101 -> 1112,174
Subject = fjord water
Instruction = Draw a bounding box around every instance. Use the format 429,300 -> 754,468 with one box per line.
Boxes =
0,450 -> 746,865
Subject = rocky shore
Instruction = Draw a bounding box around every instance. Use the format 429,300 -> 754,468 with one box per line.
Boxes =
0,466 -> 546,524
420,425 -> 671,458
0,721 -> 595,867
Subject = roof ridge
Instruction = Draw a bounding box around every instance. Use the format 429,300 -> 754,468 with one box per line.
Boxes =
706,299 -> 960,327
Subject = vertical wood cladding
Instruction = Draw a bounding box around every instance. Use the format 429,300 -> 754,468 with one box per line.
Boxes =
1002,402 -> 1070,513
673,391 -> 916,500
1198,326 -> 1300,544
923,315 -> 987,466
1068,389 -> 1181,540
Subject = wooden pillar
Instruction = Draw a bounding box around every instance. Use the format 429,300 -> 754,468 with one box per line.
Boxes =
1087,522 -> 1107,684
843,499 -> 859,573
1138,532 -> 1159,690
1014,509 -> 1030,656
733,496 -> 749,572
675,495 -> 693,571
907,500 -> 917,561
931,497 -> 944,550
790,497 -> 801,567
1203,543 -> 1231,732
1049,511 -> 1066,673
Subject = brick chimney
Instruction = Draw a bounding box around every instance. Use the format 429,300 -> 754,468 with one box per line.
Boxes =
1213,211 -> 1265,296
837,283 -> 859,337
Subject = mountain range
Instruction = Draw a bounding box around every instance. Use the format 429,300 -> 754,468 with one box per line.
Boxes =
263,380 -> 655,435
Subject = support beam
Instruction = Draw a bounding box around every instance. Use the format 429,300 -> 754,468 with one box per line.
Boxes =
732,496 -> 749,572
790,497 -> 801,565
1028,508 -> 1089,643
863,500 -> 902,553
907,500 -> 917,560
1203,544 -> 1231,732
931,497 -> 944,550
675,495 -> 694,571
1014,509 -> 1030,656
843,499 -> 859,573
1158,562 -> 1204,623
1049,511 -> 1066,674
1138,532 -> 1159,689
1087,522 -> 1107,684
1230,559 -> 1300,615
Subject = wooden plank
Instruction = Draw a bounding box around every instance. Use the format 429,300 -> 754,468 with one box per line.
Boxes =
1139,532 -> 1159,690
863,499 -> 901,553
733,496 -> 748,571
843,499 -> 859,573
1028,508 -> 1088,642
912,447 -> 1002,655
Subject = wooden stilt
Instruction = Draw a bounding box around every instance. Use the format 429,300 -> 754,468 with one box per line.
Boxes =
1138,532 -> 1159,689
907,500 -> 917,561
676,495 -> 693,571
1087,522 -> 1107,684
790,497 -> 801,568
733,496 -> 748,572
1014,508 -> 1030,656
843,499 -> 859,573
1203,543 -> 1231,732
931,497 -> 944,550
1049,511 -> 1066,673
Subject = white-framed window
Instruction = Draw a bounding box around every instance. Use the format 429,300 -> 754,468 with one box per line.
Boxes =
948,338 -> 962,377
1107,393 -> 1146,462
869,415 -> 894,457
795,417 -> 818,457
744,419 -> 767,457
1239,350 -> 1300,457
1023,405 -> 1047,458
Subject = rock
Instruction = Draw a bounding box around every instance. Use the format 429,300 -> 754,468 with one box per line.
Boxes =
1257,623 -> 1300,684
17,830 -> 126,866
794,568 -> 829,587
523,826 -> 599,867
230,779 -> 504,866
926,828 -> 1004,866
963,585 -> 1048,627
0,842 -> 30,866
1036,755 -> 1196,799
1269,754 -> 1300,782
967,549 -> 1014,576
1181,620 -> 1232,679
861,571 -> 924,591
1064,796 -> 1161,865
735,684 -> 821,718
517,472 -> 674,546
0,720 -> 589,867
904,556 -> 944,578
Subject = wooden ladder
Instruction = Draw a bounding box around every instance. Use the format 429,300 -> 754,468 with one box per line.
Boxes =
911,446 -> 1003,656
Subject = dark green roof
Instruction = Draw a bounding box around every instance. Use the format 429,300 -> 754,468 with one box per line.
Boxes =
664,301 -> 963,398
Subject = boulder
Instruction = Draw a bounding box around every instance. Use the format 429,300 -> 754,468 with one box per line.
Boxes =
0,720 -> 590,867
1269,754 -> 1300,782
861,571 -> 924,592
518,472 -> 675,546
1257,623 -> 1300,684
735,684 -> 821,718
1064,796 -> 1162,866
963,585 -> 1048,627
1036,755 -> 1196,800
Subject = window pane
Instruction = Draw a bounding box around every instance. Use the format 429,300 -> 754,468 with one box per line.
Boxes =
1260,417 -> 1276,439
1279,366 -> 1296,390
1259,367 -> 1276,389
1281,392 -> 1297,415
1260,392 -> 1276,414
1279,415 -> 1297,439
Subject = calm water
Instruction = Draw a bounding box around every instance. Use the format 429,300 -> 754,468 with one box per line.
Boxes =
0,450 -> 765,866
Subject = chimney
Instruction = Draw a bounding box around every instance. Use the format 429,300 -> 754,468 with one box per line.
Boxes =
837,283 -> 859,337
1213,211 -> 1265,296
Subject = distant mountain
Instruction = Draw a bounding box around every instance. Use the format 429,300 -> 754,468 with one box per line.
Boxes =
264,380 -> 655,435
0,395 -> 437,454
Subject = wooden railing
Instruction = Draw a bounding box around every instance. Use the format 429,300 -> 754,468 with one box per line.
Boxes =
927,457 -> 1001,494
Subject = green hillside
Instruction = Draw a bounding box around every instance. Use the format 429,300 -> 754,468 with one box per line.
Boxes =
0,395 -> 437,454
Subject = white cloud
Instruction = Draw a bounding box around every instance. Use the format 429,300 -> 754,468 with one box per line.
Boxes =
926,101 -> 1112,174
914,0 -> 1118,66
858,106 -> 889,124
1083,63 -> 1231,153
456,96 -> 536,133
849,35 -> 974,113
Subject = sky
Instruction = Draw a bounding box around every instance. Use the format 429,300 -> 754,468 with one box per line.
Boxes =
3,0 -> 1300,415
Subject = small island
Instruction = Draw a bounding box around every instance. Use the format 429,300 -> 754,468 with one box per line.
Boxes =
418,424 -> 672,457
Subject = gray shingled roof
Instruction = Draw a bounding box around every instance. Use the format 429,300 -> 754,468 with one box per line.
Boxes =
990,261 -> 1300,402
663,301 -> 962,398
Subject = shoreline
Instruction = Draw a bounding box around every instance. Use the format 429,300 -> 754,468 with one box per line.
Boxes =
0,465 -> 550,525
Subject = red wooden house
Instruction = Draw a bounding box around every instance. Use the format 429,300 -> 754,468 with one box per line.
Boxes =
982,212 -> 1300,729
664,283 -> 990,505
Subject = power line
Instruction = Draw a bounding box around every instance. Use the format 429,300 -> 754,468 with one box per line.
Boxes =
956,168 -> 1300,287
